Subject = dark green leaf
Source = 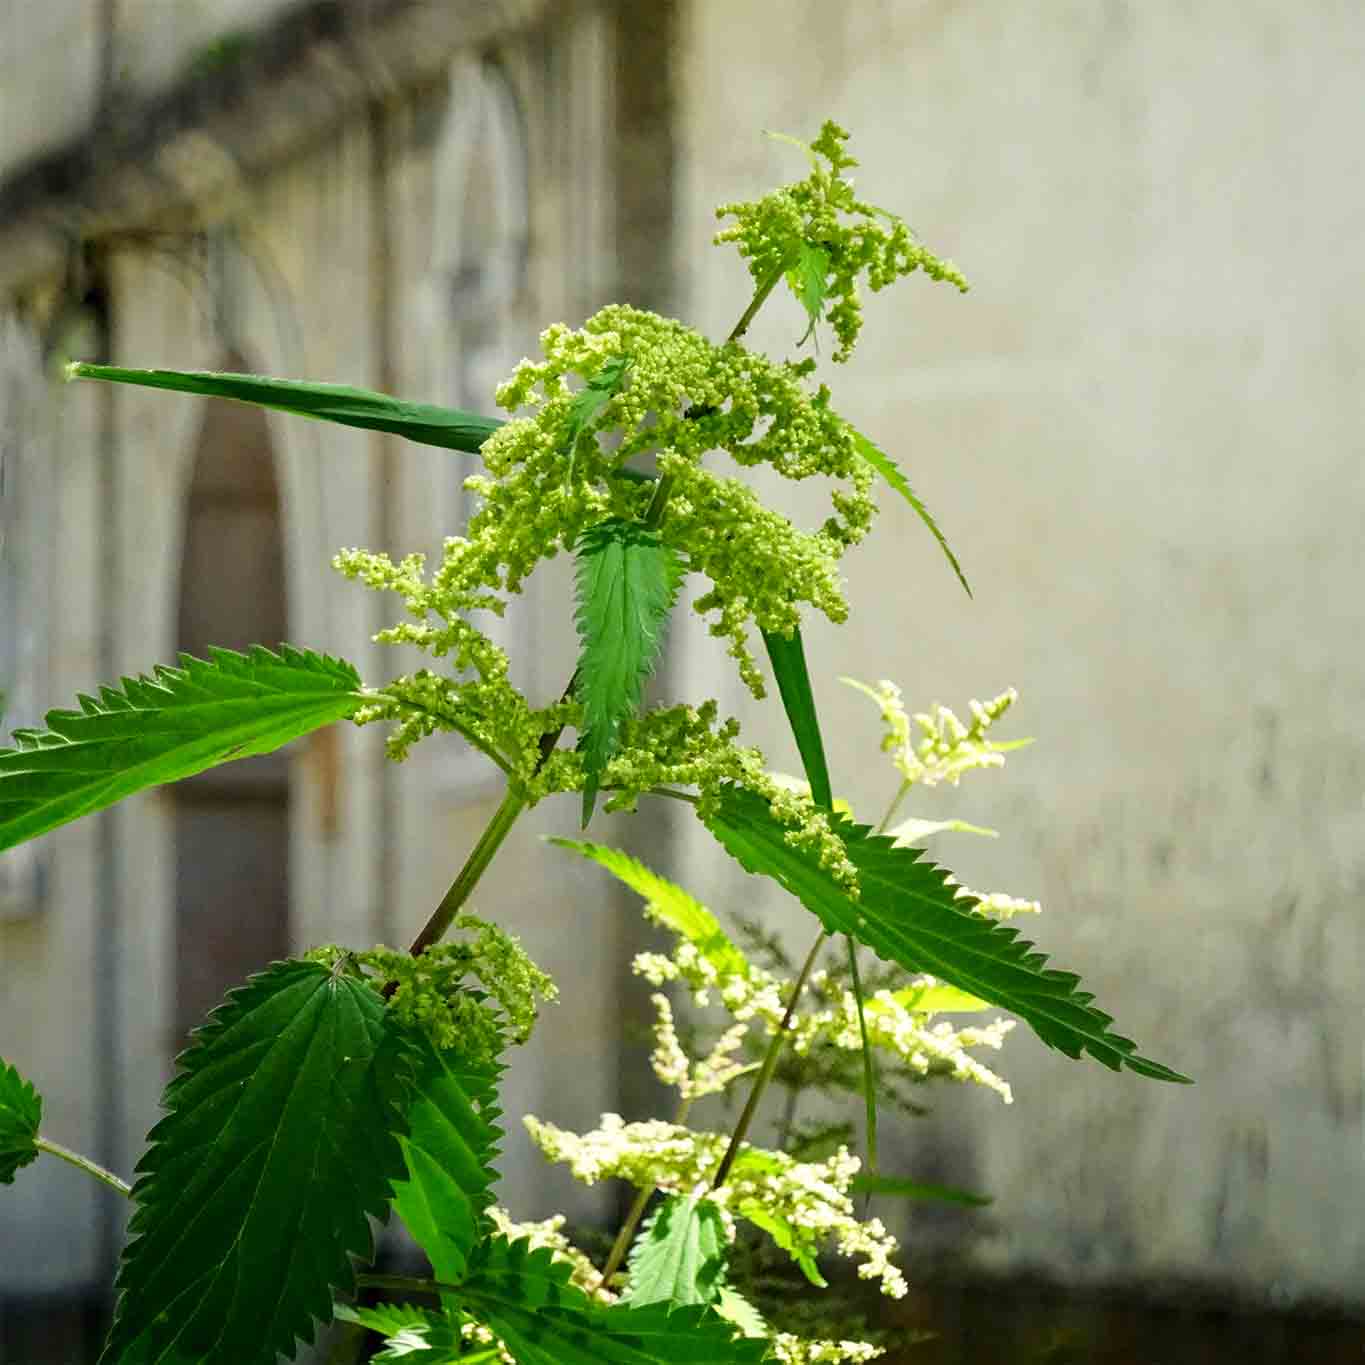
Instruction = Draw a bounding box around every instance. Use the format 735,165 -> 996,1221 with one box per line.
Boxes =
850,1173 -> 993,1207
0,1058 -> 41,1184
786,242 -> 830,346
67,363 -> 502,454
391,1035 -> 504,1288
100,960 -> 417,1365
549,839 -> 750,979
849,427 -> 971,597
0,645 -> 364,853
624,1194 -> 728,1308
760,628 -> 832,812
574,519 -> 683,825
459,1237 -> 769,1364
704,787 -> 1191,1083
562,355 -> 631,483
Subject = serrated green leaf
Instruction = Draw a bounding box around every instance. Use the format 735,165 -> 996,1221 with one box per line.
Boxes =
849,427 -> 971,597
713,1286 -> 769,1340
459,1237 -> 769,1365
849,1173 -> 993,1207
67,363 -> 502,454
881,982 -> 993,1016
734,1204 -> 826,1288
703,786 -> 1191,1084
573,519 -> 683,825
760,628 -> 832,812
0,645 -> 364,853
334,1303 -> 468,1361
786,242 -> 830,346
562,355 -> 631,484
624,1194 -> 728,1308
391,1035 -> 504,1288
100,960 -> 417,1365
549,839 -> 750,979
0,1058 -> 41,1184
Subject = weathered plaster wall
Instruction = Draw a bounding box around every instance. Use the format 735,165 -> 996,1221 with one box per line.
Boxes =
0,1 -> 98,166
673,0 -> 1365,1307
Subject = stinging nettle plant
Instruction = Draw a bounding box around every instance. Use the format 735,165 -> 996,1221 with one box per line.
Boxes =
0,122 -> 1189,1364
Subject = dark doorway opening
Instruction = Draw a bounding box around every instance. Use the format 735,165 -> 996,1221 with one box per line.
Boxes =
172,368 -> 290,1042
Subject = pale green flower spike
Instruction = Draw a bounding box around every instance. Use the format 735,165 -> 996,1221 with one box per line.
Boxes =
717,120 -> 968,363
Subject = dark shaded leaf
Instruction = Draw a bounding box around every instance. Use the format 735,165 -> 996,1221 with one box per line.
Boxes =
100,960 -> 416,1365
704,787 -> 1191,1083
68,363 -> 502,454
0,1058 -> 41,1184
760,628 -> 832,812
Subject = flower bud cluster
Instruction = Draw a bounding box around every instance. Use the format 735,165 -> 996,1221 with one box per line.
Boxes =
715,120 -> 968,362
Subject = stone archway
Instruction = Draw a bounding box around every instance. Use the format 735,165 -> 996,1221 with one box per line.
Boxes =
171,361 -> 291,1042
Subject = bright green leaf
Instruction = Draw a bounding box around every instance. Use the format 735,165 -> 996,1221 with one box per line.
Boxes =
459,1237 -> 769,1364
624,1194 -> 728,1308
391,1036 -> 504,1290
562,355 -> 631,484
881,982 -> 994,1016
713,1287 -> 769,1340
0,645 -> 364,853
573,519 -> 683,825
704,786 -> 1191,1083
0,1058 -> 41,1184
849,1173 -> 993,1207
549,839 -> 750,980
67,362 -> 502,454
887,816 -> 999,842
849,427 -> 971,597
734,1204 -> 826,1289
760,628 -> 832,812
334,1303 -> 469,1361
785,242 -> 831,346
100,960 -> 417,1365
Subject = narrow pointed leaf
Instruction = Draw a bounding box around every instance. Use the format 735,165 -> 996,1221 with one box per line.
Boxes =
562,355 -> 631,483
786,242 -> 830,346
573,519 -> 683,825
850,1173 -> 993,1207
849,427 -> 971,597
624,1194 -> 728,1308
0,1058 -> 41,1184
100,960 -> 417,1365
760,628 -> 832,812
459,1238 -> 769,1365
549,839 -> 750,979
68,362 -> 503,454
391,1035 -> 504,1287
704,786 -> 1191,1083
0,645 -> 363,852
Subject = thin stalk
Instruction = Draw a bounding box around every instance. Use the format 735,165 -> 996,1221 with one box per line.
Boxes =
355,1273 -> 464,1296
406,262 -> 787,958
35,1136 -> 131,1198
407,784 -> 527,957
725,264 -> 786,346
601,1098 -> 692,1287
710,929 -> 826,1191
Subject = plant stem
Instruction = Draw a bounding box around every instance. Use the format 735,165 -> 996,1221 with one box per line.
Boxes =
600,1097 -> 692,1287
407,264 -> 787,958
407,783 -> 527,957
725,264 -> 786,346
710,928 -> 826,1191
35,1136 -> 131,1198
355,1272 -> 464,1296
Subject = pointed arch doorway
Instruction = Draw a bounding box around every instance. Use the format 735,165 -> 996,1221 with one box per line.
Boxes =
172,362 -> 291,1041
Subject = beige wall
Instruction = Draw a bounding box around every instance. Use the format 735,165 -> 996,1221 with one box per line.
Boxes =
673,0 -> 1365,1306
